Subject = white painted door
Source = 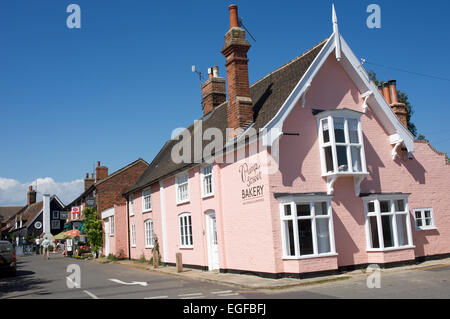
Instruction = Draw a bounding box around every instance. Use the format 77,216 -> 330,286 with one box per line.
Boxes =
206,212 -> 219,270
104,219 -> 110,256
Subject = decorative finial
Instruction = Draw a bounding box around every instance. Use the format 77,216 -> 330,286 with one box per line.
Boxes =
332,4 -> 342,61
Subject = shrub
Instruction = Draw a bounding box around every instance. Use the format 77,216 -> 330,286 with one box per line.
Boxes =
117,249 -> 126,260
139,253 -> 146,263
107,253 -> 118,261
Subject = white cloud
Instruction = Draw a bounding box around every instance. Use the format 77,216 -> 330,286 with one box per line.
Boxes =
0,177 -> 83,206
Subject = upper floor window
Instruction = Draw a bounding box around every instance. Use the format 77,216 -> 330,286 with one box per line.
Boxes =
129,195 -> 134,216
279,195 -> 336,259
144,219 -> 154,248
52,211 -> 60,219
179,213 -> 193,248
413,208 -> 435,230
317,110 -> 367,176
364,195 -> 413,251
176,173 -> 190,204
201,165 -> 214,198
142,189 -> 152,212
110,216 -> 115,236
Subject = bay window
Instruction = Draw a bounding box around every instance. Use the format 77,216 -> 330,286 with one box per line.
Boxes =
364,194 -> 413,251
279,195 -> 336,258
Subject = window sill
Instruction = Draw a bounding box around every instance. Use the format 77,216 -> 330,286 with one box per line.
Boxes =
177,200 -> 190,206
282,252 -> 338,260
110,235 -> 114,237
179,246 -> 194,250
142,209 -> 152,214
322,171 -> 369,178
202,194 -> 214,200
415,227 -> 437,231
145,246 -> 154,249
131,245 -> 136,248
367,245 -> 415,253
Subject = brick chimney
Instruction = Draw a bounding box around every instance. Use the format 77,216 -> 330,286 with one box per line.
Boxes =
388,80 -> 408,127
202,66 -> 226,116
95,161 -> 108,182
27,186 -> 36,206
381,82 -> 392,105
84,172 -> 94,191
221,4 -> 253,137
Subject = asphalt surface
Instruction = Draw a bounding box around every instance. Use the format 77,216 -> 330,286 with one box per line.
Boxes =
1,255 -> 450,299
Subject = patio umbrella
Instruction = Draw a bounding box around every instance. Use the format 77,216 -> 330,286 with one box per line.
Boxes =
53,232 -> 67,240
64,229 -> 86,237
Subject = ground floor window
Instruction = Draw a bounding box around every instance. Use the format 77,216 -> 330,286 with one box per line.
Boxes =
179,213 -> 193,248
364,195 -> 413,250
279,196 -> 336,258
145,219 -> 154,248
131,222 -> 136,247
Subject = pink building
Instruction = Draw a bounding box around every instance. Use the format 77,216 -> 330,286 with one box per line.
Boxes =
116,5 -> 450,278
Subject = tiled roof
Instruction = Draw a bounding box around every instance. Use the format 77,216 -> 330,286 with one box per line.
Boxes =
0,206 -> 25,223
125,39 -> 328,195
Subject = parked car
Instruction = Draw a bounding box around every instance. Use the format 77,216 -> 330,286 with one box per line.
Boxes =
0,240 -> 16,276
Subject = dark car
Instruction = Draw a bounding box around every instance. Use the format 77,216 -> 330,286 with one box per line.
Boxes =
0,240 -> 17,276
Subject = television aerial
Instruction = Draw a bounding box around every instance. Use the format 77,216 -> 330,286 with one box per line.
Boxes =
238,17 -> 256,42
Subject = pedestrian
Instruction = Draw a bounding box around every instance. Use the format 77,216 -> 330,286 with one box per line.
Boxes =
42,236 -> 51,260
35,237 -> 40,255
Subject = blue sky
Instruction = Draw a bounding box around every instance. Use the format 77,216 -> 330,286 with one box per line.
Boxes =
1,0 -> 449,205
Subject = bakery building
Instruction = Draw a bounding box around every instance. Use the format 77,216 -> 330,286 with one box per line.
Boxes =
114,5 -> 450,278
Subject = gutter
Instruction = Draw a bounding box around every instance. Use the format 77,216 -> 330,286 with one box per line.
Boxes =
126,196 -> 131,260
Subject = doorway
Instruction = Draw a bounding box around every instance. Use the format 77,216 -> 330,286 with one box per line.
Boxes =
205,211 -> 219,270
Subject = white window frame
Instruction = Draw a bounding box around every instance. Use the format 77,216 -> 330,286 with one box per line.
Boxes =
52,211 -> 60,219
144,219 -> 154,248
179,213 -> 193,248
142,189 -> 152,213
317,111 -> 368,177
109,216 -> 115,236
176,173 -> 190,205
364,194 -> 414,252
413,208 -> 436,230
131,222 -> 136,247
201,164 -> 214,198
129,195 -> 134,216
278,195 -> 337,259
51,220 -> 60,229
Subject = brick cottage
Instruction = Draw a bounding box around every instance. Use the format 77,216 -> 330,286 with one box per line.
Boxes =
105,5 -> 450,278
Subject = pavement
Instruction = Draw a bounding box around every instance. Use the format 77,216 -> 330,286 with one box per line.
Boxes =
98,256 -> 450,290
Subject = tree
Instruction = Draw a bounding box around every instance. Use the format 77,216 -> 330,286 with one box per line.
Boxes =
368,71 -> 421,138
83,208 -> 103,257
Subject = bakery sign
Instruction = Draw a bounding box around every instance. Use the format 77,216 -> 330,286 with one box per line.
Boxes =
239,163 -> 264,201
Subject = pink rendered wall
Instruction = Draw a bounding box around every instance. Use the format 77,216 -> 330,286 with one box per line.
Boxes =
113,203 -> 129,258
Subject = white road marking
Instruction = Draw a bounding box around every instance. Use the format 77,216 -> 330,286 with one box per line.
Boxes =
145,295 -> 169,299
217,293 -> 239,297
109,279 -> 148,287
181,296 -> 206,299
211,290 -> 233,294
83,290 -> 99,299
179,292 -> 203,297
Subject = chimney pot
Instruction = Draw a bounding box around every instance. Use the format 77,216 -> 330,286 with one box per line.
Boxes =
388,80 -> 398,104
382,82 -> 392,104
97,161 -> 100,167
212,66 -> 219,78
229,4 -> 239,29
27,185 -> 36,206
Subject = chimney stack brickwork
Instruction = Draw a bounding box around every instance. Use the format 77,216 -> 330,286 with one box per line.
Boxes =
378,80 -> 408,128
222,5 -> 253,137
95,161 -> 109,183
84,173 -> 95,191
202,66 -> 226,116
27,185 -> 36,206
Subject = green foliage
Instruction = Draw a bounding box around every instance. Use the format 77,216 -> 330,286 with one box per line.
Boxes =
83,208 -> 103,256
107,253 -> 118,261
117,249 -> 126,260
25,232 -> 36,244
139,252 -> 146,263
368,71 -> 420,138
417,134 -> 426,141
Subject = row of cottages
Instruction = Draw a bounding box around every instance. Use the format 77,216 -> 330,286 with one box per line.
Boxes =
64,159 -> 148,256
104,5 -> 450,278
0,186 -> 66,248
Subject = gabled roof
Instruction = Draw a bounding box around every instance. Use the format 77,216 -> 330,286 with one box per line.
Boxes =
125,39 -> 328,195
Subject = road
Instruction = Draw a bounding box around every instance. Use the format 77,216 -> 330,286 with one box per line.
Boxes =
1,255 -> 450,299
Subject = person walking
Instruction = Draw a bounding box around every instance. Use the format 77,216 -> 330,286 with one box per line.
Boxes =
35,237 -> 40,255
42,236 -> 51,260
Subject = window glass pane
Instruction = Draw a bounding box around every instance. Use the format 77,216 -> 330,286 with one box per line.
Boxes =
416,219 -> 423,227
284,205 -> 292,216
424,211 -> 431,218
348,119 -> 359,143
188,216 -> 193,245
337,146 -> 348,172
395,200 -> 405,212
316,219 -> 331,254
322,119 -> 330,143
314,202 -> 328,216
298,220 -> 314,255
382,215 -> 394,248
324,146 -> 334,173
415,211 -> 422,219
396,215 -> 408,246
180,218 -> 185,245
380,201 -> 391,213
351,146 -> 362,172
296,204 -> 311,217
369,216 -> 380,248
334,118 -> 346,143
425,218 -> 432,226
368,202 -> 375,213
284,220 -> 295,256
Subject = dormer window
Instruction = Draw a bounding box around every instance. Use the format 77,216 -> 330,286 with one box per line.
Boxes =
316,109 -> 368,195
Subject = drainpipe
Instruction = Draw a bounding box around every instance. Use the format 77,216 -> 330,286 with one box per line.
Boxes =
126,196 -> 131,260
